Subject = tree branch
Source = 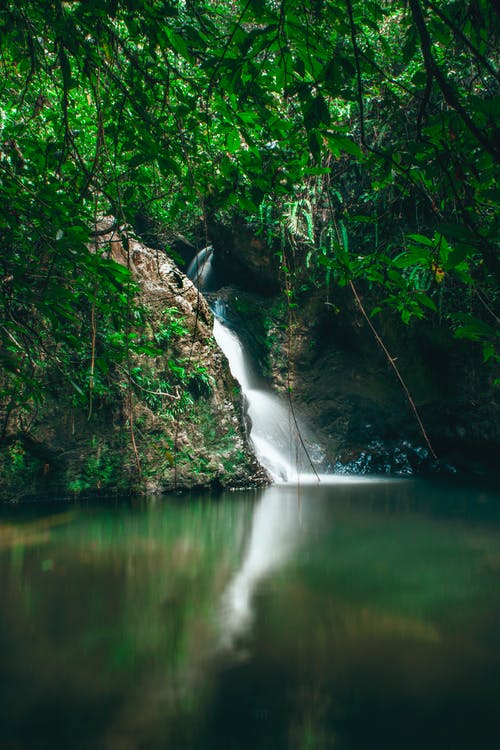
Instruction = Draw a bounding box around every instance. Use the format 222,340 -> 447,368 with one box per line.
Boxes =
409,0 -> 500,162
349,281 -> 438,460
345,0 -> 366,147
425,0 -> 499,82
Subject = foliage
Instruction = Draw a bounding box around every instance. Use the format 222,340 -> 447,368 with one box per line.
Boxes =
0,0 -> 498,438
0,440 -> 42,491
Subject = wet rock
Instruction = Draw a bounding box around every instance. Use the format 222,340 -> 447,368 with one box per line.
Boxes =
215,284 -> 499,478
206,221 -> 280,294
0,220 -> 268,501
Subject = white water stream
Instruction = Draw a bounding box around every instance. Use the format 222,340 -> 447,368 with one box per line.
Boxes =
213,316 -> 328,483
184,244 -> 337,483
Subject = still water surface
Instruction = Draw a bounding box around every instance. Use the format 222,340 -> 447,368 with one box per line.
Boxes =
1,477 -> 499,750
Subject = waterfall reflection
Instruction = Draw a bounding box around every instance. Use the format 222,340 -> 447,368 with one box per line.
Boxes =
217,477 -> 395,652
218,486 -> 302,650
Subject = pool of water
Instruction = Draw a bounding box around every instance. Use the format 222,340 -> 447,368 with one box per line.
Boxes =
1,476 -> 499,749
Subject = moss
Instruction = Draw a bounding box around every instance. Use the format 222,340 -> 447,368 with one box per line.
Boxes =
65,441 -> 129,494
0,229 -> 266,502
0,441 -> 45,501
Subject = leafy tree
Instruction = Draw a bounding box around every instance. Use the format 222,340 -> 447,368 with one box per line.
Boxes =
0,0 -> 498,438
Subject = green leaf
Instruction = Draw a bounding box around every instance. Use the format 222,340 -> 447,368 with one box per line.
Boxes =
387,269 -> 405,286
407,234 -> 434,247
453,314 -> 498,341
482,342 -> 495,363
417,293 -> 437,312
135,343 -> 163,356
225,129 -> 241,153
392,248 -> 431,268
304,167 -> 331,176
402,29 -> 417,64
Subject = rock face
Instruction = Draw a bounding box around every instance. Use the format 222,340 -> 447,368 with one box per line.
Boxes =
212,281 -> 499,478
289,290 -> 500,476
0,220 -> 267,501
207,220 -> 281,295
136,213 -> 499,480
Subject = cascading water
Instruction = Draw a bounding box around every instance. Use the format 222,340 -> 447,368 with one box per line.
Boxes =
188,249 -> 328,483
186,245 -> 215,290
212,316 -> 327,482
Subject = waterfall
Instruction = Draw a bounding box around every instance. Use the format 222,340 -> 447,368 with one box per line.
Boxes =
186,245 -> 214,290
188,247 -> 329,483
212,318 -> 327,482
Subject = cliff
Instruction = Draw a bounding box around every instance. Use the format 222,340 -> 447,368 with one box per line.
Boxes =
0,220 -> 266,501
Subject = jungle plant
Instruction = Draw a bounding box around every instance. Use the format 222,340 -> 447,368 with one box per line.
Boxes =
0,0 -> 498,451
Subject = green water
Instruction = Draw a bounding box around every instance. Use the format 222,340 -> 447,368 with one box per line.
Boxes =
1,477 -> 499,749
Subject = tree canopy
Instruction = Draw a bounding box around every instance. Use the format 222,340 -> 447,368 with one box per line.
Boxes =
1,0 -> 498,418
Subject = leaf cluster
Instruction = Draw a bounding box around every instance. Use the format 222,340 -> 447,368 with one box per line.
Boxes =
0,0 -> 498,423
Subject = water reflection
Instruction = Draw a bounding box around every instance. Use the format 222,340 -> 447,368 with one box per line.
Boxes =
218,479 -> 390,650
0,478 -> 499,750
219,488 -> 301,649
